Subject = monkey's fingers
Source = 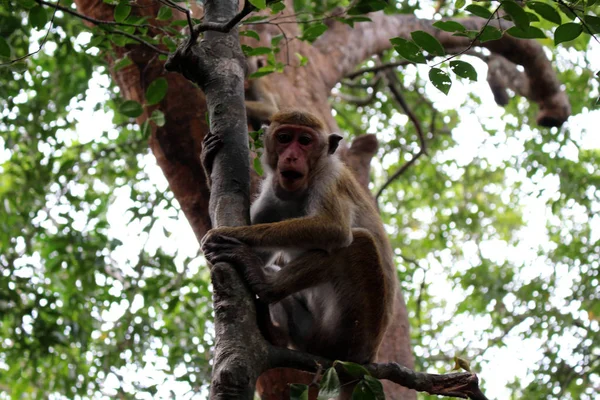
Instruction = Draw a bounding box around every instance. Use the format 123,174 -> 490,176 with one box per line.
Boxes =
201,232 -> 244,250
200,132 -> 224,175
202,235 -> 250,262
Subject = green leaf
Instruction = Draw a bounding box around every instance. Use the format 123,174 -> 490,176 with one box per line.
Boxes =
295,52 -> 308,66
270,1 -> 285,13
429,68 -> 452,95
162,36 -> 177,52
244,15 -> 268,23
583,15 -> 600,34
554,22 -> 583,45
432,21 -> 466,33
465,4 -> 493,19
363,376 -> 385,400
338,16 -> 372,27
140,120 -> 151,139
455,0 -> 465,10
289,384 -> 309,400
478,25 -> 503,42
390,37 -> 426,64
317,367 -> 341,400
243,46 -> 273,56
411,31 -> 445,56
18,0 -> 36,9
114,1 -> 131,23
119,100 -> 143,118
336,361 -> 370,378
506,25 -> 546,39
0,37 -> 11,58
351,380 -> 379,399
253,156 -> 263,176
156,6 -> 173,21
526,12 -> 540,22
249,65 -> 276,78
240,30 -> 260,41
450,60 -> 477,81
527,2 -> 561,25
348,0 -> 388,15
29,6 -> 48,30
271,35 -> 284,47
150,110 -> 165,127
248,0 -> 267,10
501,1 -> 530,30
113,56 -> 132,71
145,78 -> 168,105
301,23 -> 328,42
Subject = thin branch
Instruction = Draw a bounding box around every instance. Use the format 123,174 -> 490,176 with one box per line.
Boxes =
375,149 -> 424,201
157,0 -> 195,38
382,66 -> 427,155
268,346 -> 490,400
6,0 -> 170,56
431,4 -> 503,68
0,0 -> 60,66
373,60 -> 429,201
334,77 -> 382,107
341,76 -> 381,89
346,61 -> 410,80
189,0 -> 255,46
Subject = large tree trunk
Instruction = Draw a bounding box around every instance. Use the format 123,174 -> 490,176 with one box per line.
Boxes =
71,0 -> 569,398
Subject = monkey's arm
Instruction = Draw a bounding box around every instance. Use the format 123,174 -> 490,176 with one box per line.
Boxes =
203,235 -> 333,303
202,213 -> 352,253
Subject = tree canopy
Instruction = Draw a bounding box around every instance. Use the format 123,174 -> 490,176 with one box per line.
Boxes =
0,0 -> 599,399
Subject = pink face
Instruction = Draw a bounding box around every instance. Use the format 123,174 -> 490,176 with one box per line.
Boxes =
273,125 -> 320,193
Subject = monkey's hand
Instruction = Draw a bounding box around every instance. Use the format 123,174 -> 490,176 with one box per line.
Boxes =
200,131 -> 223,184
202,233 -> 278,303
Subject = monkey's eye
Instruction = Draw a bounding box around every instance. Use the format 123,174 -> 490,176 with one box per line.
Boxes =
298,135 -> 312,146
276,132 -> 293,144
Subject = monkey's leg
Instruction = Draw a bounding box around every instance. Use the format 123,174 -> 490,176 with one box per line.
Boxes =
267,230 -> 388,362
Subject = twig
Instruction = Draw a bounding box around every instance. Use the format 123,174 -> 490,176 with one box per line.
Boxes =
188,0 -> 255,47
268,346 -> 490,400
0,0 -> 60,66
157,0 -> 195,39
346,61 -> 410,80
3,0 -> 170,58
341,76 -> 381,89
375,149 -> 424,201
431,3 -> 503,68
373,61 -> 429,201
383,67 -> 427,155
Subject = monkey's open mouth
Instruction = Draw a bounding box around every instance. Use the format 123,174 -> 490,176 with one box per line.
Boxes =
281,170 -> 304,181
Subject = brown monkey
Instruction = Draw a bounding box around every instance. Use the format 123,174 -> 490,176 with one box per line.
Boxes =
201,110 -> 396,369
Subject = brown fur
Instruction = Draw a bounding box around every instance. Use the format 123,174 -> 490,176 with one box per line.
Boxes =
201,110 -> 396,398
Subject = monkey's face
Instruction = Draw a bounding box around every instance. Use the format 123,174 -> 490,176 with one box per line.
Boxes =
272,125 -> 322,193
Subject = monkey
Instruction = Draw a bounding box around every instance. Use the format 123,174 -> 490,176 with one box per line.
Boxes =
245,56 -> 279,130
201,110 -> 396,387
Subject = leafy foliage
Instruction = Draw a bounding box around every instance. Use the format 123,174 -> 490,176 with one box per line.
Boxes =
1,0 -> 599,399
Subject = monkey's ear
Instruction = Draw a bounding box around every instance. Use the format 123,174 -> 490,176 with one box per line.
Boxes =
328,133 -> 343,155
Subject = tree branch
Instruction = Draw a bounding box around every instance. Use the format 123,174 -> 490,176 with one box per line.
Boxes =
29,0 -> 169,55
316,13 -> 571,127
268,346 -> 490,400
0,0 -> 61,66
